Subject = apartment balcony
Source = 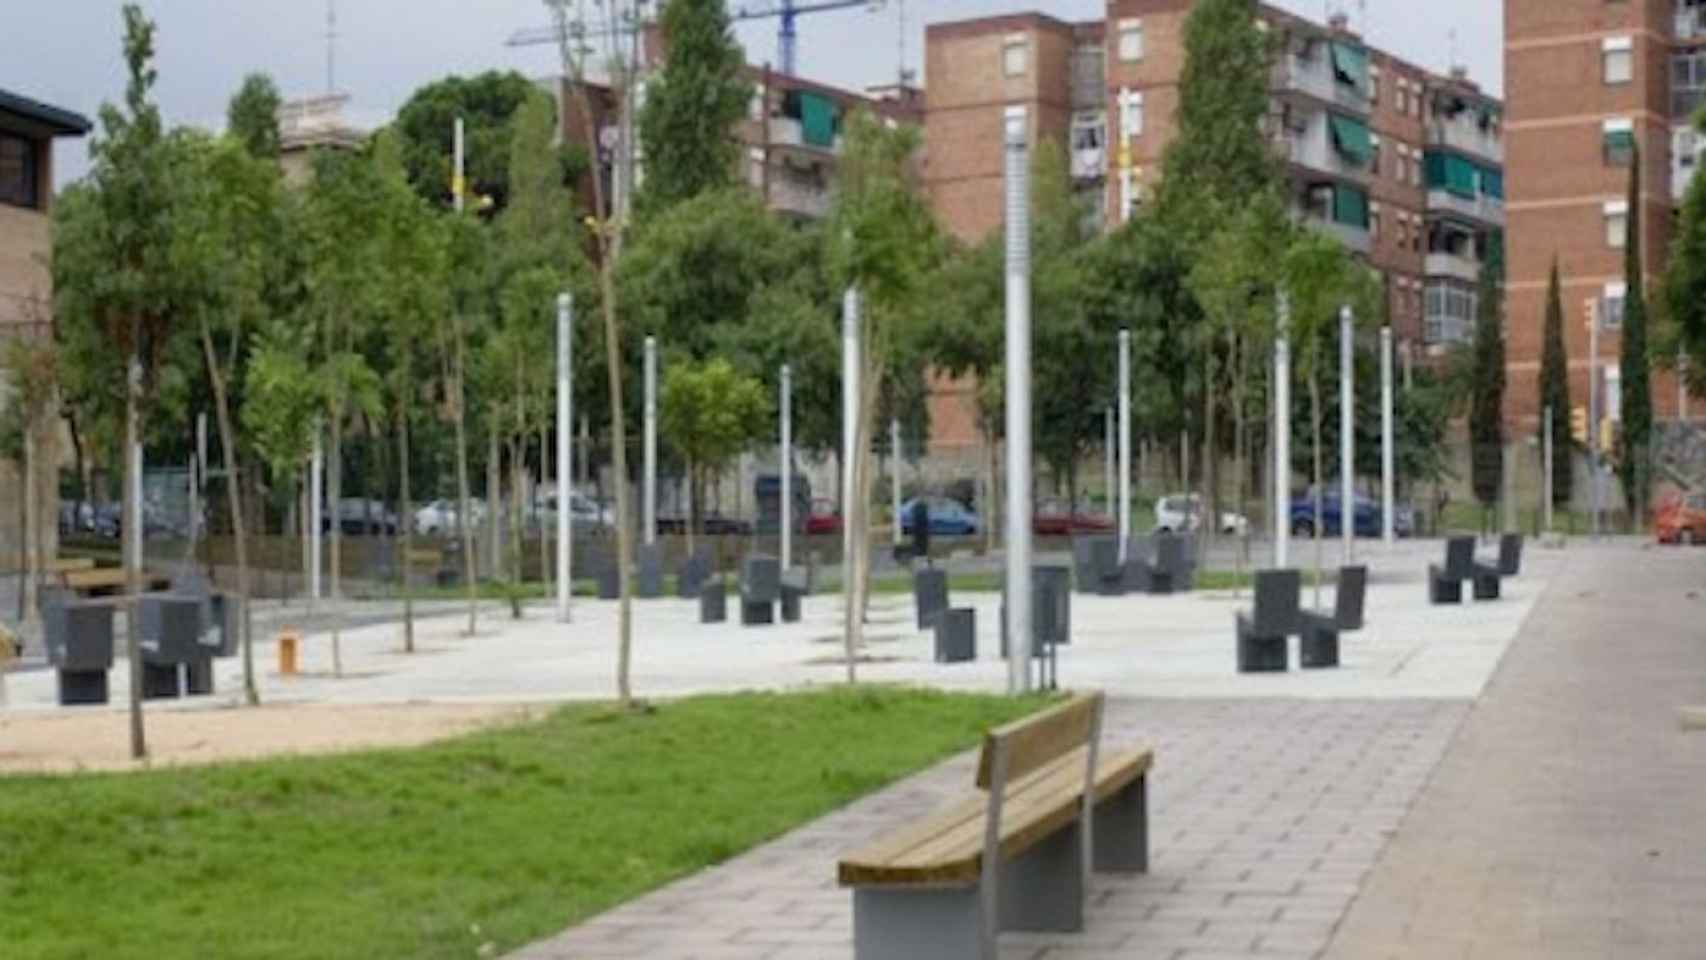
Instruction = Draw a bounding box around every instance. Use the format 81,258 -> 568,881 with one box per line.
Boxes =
1423,313 -> 1472,346
1278,117 -> 1372,186
1679,4 -> 1706,41
1425,251 -> 1481,284
1302,213 -> 1371,256
1426,188 -> 1505,227
766,175 -> 832,219
1427,118 -> 1503,164
1272,53 -> 1371,116
1073,147 -> 1107,181
768,116 -> 840,156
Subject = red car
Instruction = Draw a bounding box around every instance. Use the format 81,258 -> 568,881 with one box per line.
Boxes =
1656,492 -> 1706,545
804,498 -> 841,535
1033,498 -> 1115,536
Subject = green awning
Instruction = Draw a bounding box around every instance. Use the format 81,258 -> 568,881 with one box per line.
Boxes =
1332,184 -> 1369,228
1328,114 -> 1371,165
1444,154 -> 1477,198
799,92 -> 837,148
1603,128 -> 1635,152
1423,151 -> 1478,198
1480,166 -> 1504,200
1330,41 -> 1369,93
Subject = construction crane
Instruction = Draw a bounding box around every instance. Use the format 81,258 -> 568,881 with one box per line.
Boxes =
731,0 -> 886,77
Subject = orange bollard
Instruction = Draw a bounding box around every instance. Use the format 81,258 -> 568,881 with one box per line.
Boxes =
278,630 -> 300,676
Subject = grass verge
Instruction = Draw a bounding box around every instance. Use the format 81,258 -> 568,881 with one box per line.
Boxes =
0,688 -> 1045,960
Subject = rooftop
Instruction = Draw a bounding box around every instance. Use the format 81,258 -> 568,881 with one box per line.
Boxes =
0,88 -> 92,138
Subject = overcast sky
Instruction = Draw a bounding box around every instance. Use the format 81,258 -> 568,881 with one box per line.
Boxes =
10,0 -> 1501,188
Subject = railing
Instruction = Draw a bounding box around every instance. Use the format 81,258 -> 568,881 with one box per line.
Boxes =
767,176 -> 832,219
1426,188 -> 1505,226
769,116 -> 840,154
1427,119 -> 1503,162
1072,147 -> 1107,180
1302,214 -> 1371,255
1424,313 -> 1471,346
1282,119 -> 1371,183
1425,252 -> 1482,284
1273,54 -> 1371,115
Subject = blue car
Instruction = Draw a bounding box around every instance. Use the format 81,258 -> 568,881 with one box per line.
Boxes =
899,497 -> 981,536
1289,493 -> 1413,538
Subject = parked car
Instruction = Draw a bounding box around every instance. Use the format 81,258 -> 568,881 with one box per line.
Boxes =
656,512 -> 752,536
1656,492 -> 1706,544
898,496 -> 980,536
531,491 -> 613,532
804,498 -> 841,535
1153,493 -> 1249,536
1289,492 -> 1415,538
1033,498 -> 1114,536
326,498 -> 398,536
414,497 -> 493,536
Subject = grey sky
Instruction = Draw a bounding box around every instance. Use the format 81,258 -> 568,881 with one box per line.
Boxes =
10,1 -> 1501,188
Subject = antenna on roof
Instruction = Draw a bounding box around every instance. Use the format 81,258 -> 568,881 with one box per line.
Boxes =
1448,26 -> 1461,75
326,0 -> 338,94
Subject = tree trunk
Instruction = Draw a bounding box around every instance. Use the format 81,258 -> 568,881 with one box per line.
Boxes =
398,401 -> 415,653
539,418 -> 550,597
488,429 -> 501,582
124,343 -> 145,760
200,318 -> 257,705
685,460 -> 697,554
1200,350 -> 1216,563
1310,367 -> 1324,609
21,431 -> 35,633
329,400 -> 344,677
598,256 -> 635,707
1231,330 -> 1247,598
843,323 -> 887,684
452,331 -> 477,636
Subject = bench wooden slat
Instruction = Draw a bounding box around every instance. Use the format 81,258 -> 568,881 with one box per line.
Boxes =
838,745 -> 1153,888
975,693 -> 1098,789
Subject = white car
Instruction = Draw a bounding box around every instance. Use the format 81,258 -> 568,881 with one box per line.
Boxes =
414,498 -> 487,536
1154,493 -> 1249,536
531,491 -> 613,531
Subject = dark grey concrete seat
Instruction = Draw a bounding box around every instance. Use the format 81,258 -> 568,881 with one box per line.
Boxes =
677,547 -> 712,598
914,568 -> 949,630
1120,535 -> 1154,592
1428,536 -> 1476,604
42,596 -> 115,706
139,595 -> 209,699
934,608 -> 976,663
1237,569 -> 1300,673
595,548 -> 621,600
1493,533 -> 1523,577
699,577 -> 727,623
1129,533 -> 1193,595
740,555 -> 780,626
636,543 -> 663,598
1296,565 -> 1367,669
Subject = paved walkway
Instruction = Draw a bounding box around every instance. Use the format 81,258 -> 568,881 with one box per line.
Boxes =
1324,543 -> 1706,959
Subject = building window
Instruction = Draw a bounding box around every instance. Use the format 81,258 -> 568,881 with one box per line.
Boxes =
1369,69 -> 1381,106
1676,50 -> 1706,117
1605,201 -> 1629,248
1370,202 -> 1382,240
1370,134 -> 1381,177
0,133 -> 38,210
1003,34 -> 1029,77
1602,282 -> 1627,328
1604,37 -> 1633,84
1117,18 -> 1144,63
1603,119 -> 1635,166
1121,91 -> 1145,139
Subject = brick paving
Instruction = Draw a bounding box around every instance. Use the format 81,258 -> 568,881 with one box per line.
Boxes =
509,698 -> 1466,960
1323,544 -> 1706,960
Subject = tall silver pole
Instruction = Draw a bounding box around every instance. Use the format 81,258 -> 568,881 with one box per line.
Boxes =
781,364 -> 793,570
643,335 -> 657,546
1004,106 -> 1034,695
130,440 -> 144,573
842,288 -> 859,582
556,293 -> 573,623
890,418 -> 902,546
1543,403 -> 1554,535
1588,298 -> 1602,539
1274,295 -> 1292,568
310,424 -> 323,602
1380,325 -> 1395,545
1339,306 -> 1354,562
452,117 -> 465,214
1104,407 -> 1114,521
1118,328 -> 1132,563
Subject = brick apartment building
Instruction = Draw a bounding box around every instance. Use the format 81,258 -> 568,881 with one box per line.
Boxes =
1504,0 -> 1704,428
0,88 -> 90,565
922,2 -> 1505,450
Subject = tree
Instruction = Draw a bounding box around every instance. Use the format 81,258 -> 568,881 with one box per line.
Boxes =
0,335 -> 59,643
1619,144 -> 1653,528
549,0 -> 644,708
1469,249 -> 1506,524
1667,120 -> 1706,391
1539,259 -> 1573,510
226,73 -> 282,160
242,321 -> 321,553
660,359 -> 769,543
392,71 -> 577,210
825,110 -> 941,683
53,4 -> 182,759
635,0 -> 749,214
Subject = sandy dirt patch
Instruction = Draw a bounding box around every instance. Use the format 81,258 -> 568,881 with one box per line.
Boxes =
0,701 -> 543,775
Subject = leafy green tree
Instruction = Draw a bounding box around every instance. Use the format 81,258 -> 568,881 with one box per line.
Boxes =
635,0 -> 749,214
0,335 -> 59,641
1667,122 -> 1706,391
824,110 -> 941,682
1469,250 -> 1506,522
226,73 -> 282,160
52,4 -> 182,758
1619,145 -> 1653,527
660,359 -> 769,542
392,71 -> 577,210
1539,259 -> 1573,509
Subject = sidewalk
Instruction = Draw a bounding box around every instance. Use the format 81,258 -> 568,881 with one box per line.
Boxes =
1324,542 -> 1706,959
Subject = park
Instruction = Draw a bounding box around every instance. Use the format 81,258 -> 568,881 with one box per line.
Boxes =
6,1 -> 1706,959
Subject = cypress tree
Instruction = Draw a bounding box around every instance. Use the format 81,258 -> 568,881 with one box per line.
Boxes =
1469,248 -> 1506,519
1539,259 -> 1573,508
635,0 -> 750,214
1619,144 -> 1653,526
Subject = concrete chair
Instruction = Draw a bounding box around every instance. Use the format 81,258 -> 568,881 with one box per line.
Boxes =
740,555 -> 781,626
1428,536 -> 1476,604
1237,569 -> 1301,673
1296,565 -> 1367,669
914,567 -> 949,630
42,596 -> 115,706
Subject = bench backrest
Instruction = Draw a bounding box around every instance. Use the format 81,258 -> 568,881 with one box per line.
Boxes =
976,692 -> 1102,789
1336,565 -> 1367,630
1498,534 -> 1523,576
1253,568 -> 1301,635
742,555 -> 781,601
1156,534 -> 1189,577
1444,536 -> 1475,578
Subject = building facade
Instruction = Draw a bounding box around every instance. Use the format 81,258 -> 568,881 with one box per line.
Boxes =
0,89 -> 90,568
922,2 -> 1504,450
1505,0 -> 1701,428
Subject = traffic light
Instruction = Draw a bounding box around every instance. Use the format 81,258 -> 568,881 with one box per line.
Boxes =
1571,406 -> 1588,446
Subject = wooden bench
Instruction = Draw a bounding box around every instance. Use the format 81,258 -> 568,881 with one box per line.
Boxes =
45,557 -> 96,574
58,567 -> 171,598
836,692 -> 1153,960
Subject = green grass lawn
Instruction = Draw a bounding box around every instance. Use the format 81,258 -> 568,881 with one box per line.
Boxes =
0,688 -> 1047,960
